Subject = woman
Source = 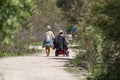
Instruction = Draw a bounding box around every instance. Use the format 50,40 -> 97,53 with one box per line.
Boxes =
43,26 -> 55,57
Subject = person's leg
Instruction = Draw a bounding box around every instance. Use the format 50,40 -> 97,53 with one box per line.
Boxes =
45,46 -> 48,55
46,46 -> 50,56
47,46 -> 50,56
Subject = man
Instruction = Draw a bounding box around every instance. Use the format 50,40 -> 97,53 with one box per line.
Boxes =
70,25 -> 76,40
54,30 -> 69,56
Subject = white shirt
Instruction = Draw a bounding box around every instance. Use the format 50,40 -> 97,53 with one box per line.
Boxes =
46,30 -> 55,39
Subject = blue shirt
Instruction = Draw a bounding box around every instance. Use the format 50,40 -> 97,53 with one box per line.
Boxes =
71,26 -> 76,33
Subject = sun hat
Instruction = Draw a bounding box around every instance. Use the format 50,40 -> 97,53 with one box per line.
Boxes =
59,30 -> 63,33
47,26 -> 52,29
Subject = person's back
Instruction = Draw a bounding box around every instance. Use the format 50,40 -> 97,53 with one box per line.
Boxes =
54,30 -> 68,50
43,26 -> 55,57
43,28 -> 54,47
46,30 -> 55,40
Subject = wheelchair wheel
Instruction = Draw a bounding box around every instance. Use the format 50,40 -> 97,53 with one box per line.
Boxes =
65,51 -> 69,57
55,50 -> 58,56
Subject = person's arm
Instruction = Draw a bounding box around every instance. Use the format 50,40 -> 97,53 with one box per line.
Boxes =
50,31 -> 55,39
53,36 -> 57,49
63,36 -> 68,49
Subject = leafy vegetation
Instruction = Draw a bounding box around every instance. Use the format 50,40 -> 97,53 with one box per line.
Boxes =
0,0 -> 64,58
89,0 -> 120,80
0,0 -> 36,44
0,0 -> 120,79
56,0 -> 120,80
25,0 -> 64,42
0,0 -> 37,57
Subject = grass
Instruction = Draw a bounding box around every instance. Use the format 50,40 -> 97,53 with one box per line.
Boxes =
29,41 -> 43,46
64,66 -> 89,80
0,49 -> 42,58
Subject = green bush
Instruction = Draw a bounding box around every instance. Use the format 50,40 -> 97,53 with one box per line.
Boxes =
68,53 -> 86,67
67,26 -> 103,70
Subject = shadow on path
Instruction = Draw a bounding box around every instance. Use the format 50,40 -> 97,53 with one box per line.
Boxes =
50,57 -> 72,61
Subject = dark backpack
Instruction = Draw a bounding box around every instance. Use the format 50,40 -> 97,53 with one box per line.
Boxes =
54,35 -> 68,50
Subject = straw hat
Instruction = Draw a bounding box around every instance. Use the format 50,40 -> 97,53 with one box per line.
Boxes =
47,26 -> 51,29
59,30 -> 63,33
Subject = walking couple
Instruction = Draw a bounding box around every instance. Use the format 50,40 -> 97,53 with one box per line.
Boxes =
42,26 -> 68,57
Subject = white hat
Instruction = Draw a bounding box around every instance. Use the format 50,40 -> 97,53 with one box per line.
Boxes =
59,30 -> 63,33
47,26 -> 51,29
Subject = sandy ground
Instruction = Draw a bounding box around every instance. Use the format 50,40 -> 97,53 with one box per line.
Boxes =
0,48 -> 79,80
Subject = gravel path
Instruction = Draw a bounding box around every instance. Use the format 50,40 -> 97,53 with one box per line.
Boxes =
0,48 -> 79,80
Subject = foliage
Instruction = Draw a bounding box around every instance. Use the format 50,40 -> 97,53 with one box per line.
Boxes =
57,0 -> 120,80
92,0 -> 120,42
20,0 -> 64,42
56,0 -> 84,24
67,52 -> 86,67
0,40 -> 42,58
0,0 -> 36,44
67,26 -> 103,69
0,0 -> 37,57
0,0 -> 64,58
88,0 -> 120,80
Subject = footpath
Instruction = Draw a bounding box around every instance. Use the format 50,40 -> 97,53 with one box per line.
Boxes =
0,47 -> 79,80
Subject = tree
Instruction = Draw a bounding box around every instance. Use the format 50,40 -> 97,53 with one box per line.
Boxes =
89,0 -> 120,80
56,0 -> 84,24
17,0 -> 64,42
0,0 -> 36,44
57,0 -> 120,80
0,0 -> 65,57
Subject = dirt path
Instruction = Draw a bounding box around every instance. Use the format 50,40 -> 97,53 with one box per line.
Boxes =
0,48 -> 79,80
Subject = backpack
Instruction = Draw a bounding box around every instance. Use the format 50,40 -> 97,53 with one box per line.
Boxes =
45,34 -> 51,43
56,35 -> 63,44
54,35 -> 67,49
